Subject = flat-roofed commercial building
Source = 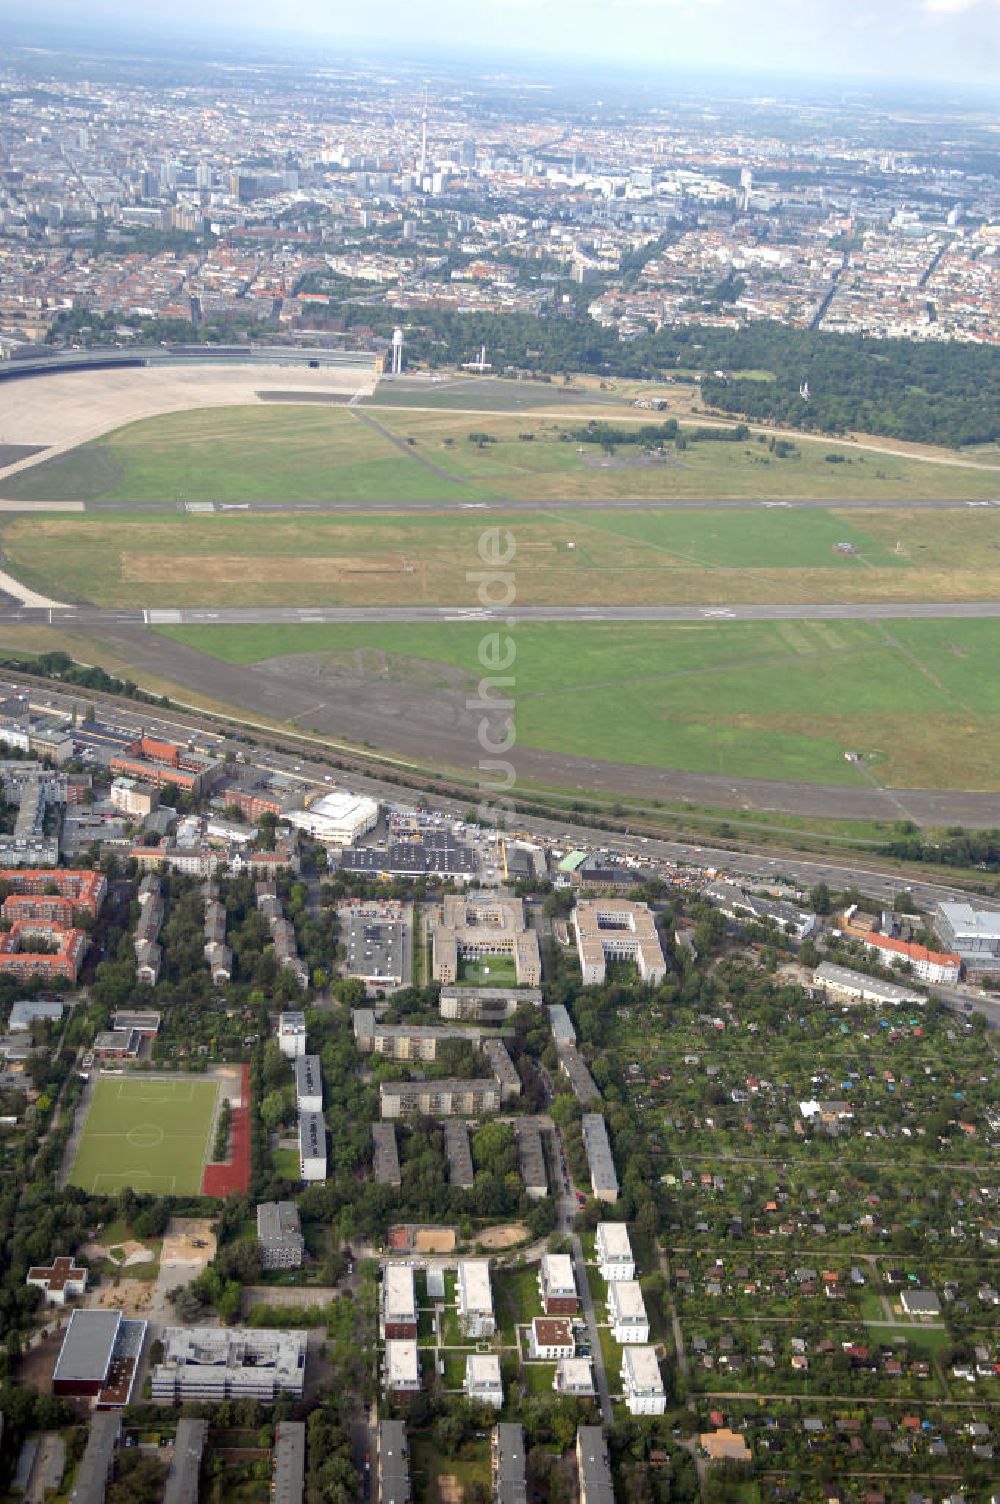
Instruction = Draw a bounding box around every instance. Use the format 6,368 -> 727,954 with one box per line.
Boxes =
287,791 -> 378,846
582,1114 -> 618,1203
372,1123 -> 402,1187
539,1253 -> 577,1315
53,1309 -> 146,1407
444,1119 -> 474,1188
812,962 -> 925,1007
595,1222 -> 634,1282
935,901 -> 1000,974
608,1280 -> 649,1343
380,1078 -> 500,1119
621,1345 -> 666,1415
431,892 -> 541,986
271,1422 -> 306,1504
515,1118 -> 548,1199
464,1353 -> 503,1408
385,1339 -> 420,1393
298,1111 -> 326,1183
257,1202 -> 304,1270
576,1428 -> 614,1504
163,1418 -> 208,1504
493,1424 -> 527,1504
574,900 -> 666,985
381,1265 -> 417,1339
343,906 -> 407,990
151,1327 -> 306,1402
294,1054 -> 323,1113
457,1260 -> 495,1338
8,997 -> 65,1031
378,1421 -> 411,1504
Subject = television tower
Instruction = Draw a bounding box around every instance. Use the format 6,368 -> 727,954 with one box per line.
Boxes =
418,83 -> 428,181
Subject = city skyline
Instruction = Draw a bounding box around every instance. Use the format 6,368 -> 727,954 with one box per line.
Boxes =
3,0 -> 1000,90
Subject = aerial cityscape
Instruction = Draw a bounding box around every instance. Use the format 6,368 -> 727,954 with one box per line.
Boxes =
0,5 -> 998,1504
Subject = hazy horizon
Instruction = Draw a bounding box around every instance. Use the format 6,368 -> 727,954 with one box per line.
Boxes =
2,0 -> 999,92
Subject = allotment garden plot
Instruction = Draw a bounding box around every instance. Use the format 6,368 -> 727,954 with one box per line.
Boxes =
68,1074 -> 220,1196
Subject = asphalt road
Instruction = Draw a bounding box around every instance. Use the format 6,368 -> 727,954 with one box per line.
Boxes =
8,600 -> 1000,627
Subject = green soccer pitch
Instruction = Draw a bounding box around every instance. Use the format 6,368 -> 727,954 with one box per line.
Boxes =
68,1075 -> 221,1196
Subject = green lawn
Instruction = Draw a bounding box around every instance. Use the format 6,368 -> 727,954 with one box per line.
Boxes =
409,1435 -> 491,1504
455,954 -> 519,987
271,1148 -> 301,1180
68,1075 -> 220,1196
157,616 -> 1000,790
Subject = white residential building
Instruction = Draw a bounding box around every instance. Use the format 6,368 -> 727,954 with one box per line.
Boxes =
277,1011 -> 307,1059
621,1346 -> 666,1415
381,1265 -> 417,1339
529,1317 -> 575,1361
384,1339 -> 421,1392
608,1280 -> 649,1344
554,1357 -> 595,1397
457,1260 -> 495,1338
294,1054 -> 323,1113
539,1253 -> 578,1314
595,1222 -> 635,1282
464,1353 -> 503,1408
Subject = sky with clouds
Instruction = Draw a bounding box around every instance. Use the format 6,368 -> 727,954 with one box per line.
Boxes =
7,0 -> 1000,87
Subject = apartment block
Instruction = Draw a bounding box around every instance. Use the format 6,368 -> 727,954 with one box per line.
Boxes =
595,1222 -> 634,1282
539,1253 -> 578,1315
456,1260 -> 495,1338
381,1265 -> 417,1339
385,1339 -> 420,1393
582,1114 -> 618,1203
608,1280 -> 649,1344
621,1345 -> 666,1415
379,1078 -> 500,1119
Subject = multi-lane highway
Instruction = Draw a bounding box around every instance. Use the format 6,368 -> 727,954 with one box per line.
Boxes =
7,600 -> 1000,627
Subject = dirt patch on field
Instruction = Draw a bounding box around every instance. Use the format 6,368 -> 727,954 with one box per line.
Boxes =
81,1238 -> 154,1267
122,552 -> 416,584
89,1278 -> 156,1317
161,1216 -> 216,1267
476,1222 -> 530,1250
261,649 -> 472,691
437,1477 -> 463,1504
413,1227 -> 457,1254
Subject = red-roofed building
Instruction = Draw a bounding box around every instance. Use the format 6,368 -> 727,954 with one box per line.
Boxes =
0,921 -> 88,982
0,868 -> 106,918
861,933 -> 960,983
27,1256 -> 88,1306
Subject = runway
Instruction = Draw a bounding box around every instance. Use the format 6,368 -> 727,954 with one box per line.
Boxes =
76,494 -> 1000,514
6,600 -> 1000,627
